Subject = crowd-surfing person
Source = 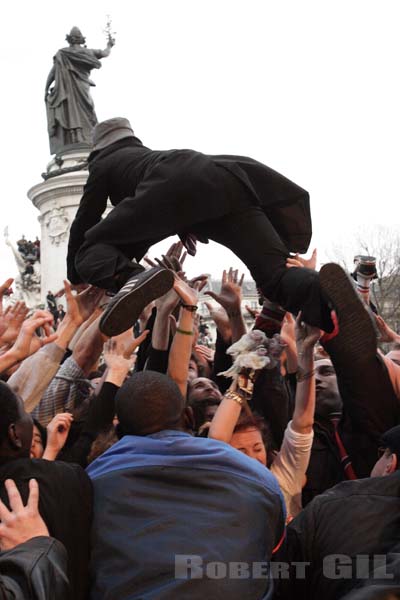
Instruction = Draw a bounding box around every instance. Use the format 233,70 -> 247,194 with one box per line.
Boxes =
0,121 -> 398,600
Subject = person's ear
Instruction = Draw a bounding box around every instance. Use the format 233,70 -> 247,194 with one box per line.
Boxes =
182,406 -> 195,432
386,452 -> 397,474
8,423 -> 22,450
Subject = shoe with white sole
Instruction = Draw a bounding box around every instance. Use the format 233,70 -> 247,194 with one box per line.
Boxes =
100,267 -> 174,336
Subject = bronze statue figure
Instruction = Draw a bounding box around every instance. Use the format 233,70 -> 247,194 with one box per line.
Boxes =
44,26 -> 114,155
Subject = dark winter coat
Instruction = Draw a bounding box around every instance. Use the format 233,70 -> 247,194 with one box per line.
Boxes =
277,471 -> 400,600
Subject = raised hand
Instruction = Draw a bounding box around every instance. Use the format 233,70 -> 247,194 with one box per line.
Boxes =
145,241 -> 187,274
155,286 -> 180,315
43,413 -> 74,460
244,304 -> 260,320
0,301 -> 29,345
173,273 -> 200,307
374,314 -> 400,344
62,280 -> 104,326
103,332 -> 148,387
204,301 -> 232,343
0,278 -> 14,339
286,248 -> 317,271
295,312 -> 321,354
194,344 -> 215,364
111,328 -> 150,358
0,479 -> 49,551
10,310 -> 57,362
204,267 -> 244,316
280,312 -> 296,346
104,338 -> 137,372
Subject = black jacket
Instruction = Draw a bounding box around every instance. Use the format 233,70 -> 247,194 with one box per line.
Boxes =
0,458 -> 92,600
67,137 -> 311,283
341,540 -> 400,598
277,471 -> 400,600
0,537 -> 69,600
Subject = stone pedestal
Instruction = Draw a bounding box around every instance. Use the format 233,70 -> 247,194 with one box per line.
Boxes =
28,150 -> 89,301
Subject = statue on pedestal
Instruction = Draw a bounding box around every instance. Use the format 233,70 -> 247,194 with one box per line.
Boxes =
44,24 -> 115,155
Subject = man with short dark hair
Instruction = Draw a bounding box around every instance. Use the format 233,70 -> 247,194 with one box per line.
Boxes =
278,425 -> 400,600
0,382 -> 92,600
370,425 -> 400,477
87,370 -> 285,599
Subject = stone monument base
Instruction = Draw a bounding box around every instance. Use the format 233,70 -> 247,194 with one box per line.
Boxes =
28,150 -> 89,300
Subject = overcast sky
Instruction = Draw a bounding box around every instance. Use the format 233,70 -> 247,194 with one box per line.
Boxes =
1,0 -> 399,283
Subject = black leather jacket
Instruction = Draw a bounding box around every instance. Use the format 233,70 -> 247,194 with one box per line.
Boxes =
0,537 -> 69,599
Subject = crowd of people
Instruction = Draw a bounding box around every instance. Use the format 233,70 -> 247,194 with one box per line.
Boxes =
1,116 -> 400,599
17,236 -> 40,263
0,246 -> 399,599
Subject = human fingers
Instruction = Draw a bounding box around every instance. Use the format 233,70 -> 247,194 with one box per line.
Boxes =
32,309 -> 53,320
286,258 -> 303,269
56,415 -> 74,432
143,256 -> 157,268
0,278 -> 14,299
40,333 -> 58,346
127,329 -> 150,354
165,242 -> 177,257
189,274 -> 208,284
4,479 -> 24,513
196,279 -> 208,293
204,302 -> 213,314
204,291 -> 218,301
161,255 -> 175,270
180,249 -> 187,266
0,494 -> 11,523
27,479 -> 40,513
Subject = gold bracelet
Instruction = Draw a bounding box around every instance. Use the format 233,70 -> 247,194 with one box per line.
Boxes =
176,327 -> 194,336
224,391 -> 244,406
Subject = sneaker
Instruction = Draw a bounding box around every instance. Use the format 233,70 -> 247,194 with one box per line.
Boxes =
319,263 -> 377,367
99,267 -> 174,336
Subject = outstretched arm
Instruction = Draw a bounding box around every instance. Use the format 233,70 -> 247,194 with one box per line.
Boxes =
168,276 -> 200,398
204,268 -> 246,343
93,38 -> 115,59
0,311 -> 56,374
208,380 -> 243,443
291,317 -> 320,434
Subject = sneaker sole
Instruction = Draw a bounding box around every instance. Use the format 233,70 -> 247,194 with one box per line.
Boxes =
99,269 -> 174,336
319,263 -> 377,367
